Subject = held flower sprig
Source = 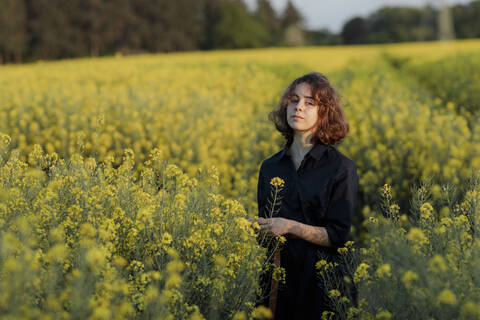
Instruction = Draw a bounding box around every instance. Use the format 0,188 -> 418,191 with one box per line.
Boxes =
265,177 -> 285,219
270,177 -> 285,188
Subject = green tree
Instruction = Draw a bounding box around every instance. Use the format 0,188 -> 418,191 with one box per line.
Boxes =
341,17 -> 369,44
205,0 -> 269,49
26,0 -> 84,60
87,0 -> 141,56
0,0 -> 28,63
254,0 -> 281,46
304,28 -> 342,46
133,0 -> 204,53
417,4 -> 437,42
368,7 -> 424,43
279,0 -> 304,46
452,0 -> 480,39
281,0 -> 303,29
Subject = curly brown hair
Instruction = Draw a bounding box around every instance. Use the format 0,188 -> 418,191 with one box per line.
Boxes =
268,72 -> 349,146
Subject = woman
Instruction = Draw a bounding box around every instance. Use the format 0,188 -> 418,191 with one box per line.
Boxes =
255,72 -> 359,319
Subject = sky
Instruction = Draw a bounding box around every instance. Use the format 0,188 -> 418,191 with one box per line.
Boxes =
244,0 -> 473,33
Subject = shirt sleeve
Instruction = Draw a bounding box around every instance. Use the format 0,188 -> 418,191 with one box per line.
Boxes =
324,162 -> 359,248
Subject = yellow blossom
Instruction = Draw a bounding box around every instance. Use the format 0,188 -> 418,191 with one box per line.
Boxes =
354,263 -> 370,283
344,241 -> 354,247
269,177 -> 285,188
328,289 -> 341,298
86,247 -> 107,269
401,270 -> 418,289
321,311 -> 335,320
436,289 -> 457,306
165,273 -> 182,289
420,202 -> 434,219
428,255 -> 448,274
161,232 -> 173,245
251,305 -> 273,319
375,309 -> 392,320
376,264 -> 391,278
407,227 -> 428,245
315,259 -> 328,270
233,311 -> 247,320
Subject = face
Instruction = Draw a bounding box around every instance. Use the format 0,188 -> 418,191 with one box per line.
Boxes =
286,82 -> 319,134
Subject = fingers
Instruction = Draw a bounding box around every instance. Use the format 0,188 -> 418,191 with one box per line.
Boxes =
247,218 -> 273,235
256,217 -> 270,225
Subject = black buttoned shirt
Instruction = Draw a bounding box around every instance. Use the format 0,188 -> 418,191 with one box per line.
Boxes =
256,141 -> 359,319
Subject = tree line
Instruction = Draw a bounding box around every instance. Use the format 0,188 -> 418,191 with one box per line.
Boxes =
0,0 -> 479,64
0,0 -> 305,63
341,1 -> 480,44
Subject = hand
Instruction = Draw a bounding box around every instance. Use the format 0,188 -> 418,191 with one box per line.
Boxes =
257,217 -> 292,237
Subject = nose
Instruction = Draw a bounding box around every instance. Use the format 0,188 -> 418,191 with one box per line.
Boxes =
294,99 -> 305,111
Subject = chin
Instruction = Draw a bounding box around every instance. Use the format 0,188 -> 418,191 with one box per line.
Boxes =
288,121 -> 299,129
288,121 -> 302,129
289,123 -> 315,133
291,125 -> 307,132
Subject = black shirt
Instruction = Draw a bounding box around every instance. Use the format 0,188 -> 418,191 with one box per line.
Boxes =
256,141 -> 359,319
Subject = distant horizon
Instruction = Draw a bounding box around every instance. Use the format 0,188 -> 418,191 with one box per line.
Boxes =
244,0 -> 473,33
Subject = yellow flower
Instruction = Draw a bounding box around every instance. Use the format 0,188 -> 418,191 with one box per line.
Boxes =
401,270 -> 418,289
437,289 -> 457,306
382,184 -> 392,194
276,235 -> 287,244
0,133 -> 11,146
371,215 -> 381,223
440,217 -> 453,227
47,244 -> 67,264
315,259 -> 327,270
439,206 -> 450,218
321,311 -> 335,320
233,311 -> 247,320
251,305 -> 273,319
460,301 -> 480,318
86,247 -> 107,269
113,255 -> 127,267
189,310 -> 205,320
354,263 -> 370,283
337,247 -> 348,254
376,309 -> 392,320
376,264 -> 391,278
213,254 -> 227,267
165,273 -> 182,289
389,204 -> 400,211
454,214 -> 469,228
407,227 -> 428,245
434,225 -> 446,235
344,241 -> 354,247
428,255 -> 448,274
270,177 -> 285,188
328,289 -> 341,298
166,260 -> 184,274
165,164 -> 182,178
161,232 -> 173,245
420,202 -> 434,219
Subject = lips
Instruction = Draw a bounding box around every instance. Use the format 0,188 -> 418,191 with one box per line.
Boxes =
293,115 -> 303,120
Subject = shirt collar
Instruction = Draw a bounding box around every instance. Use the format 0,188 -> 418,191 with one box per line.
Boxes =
274,141 -> 328,163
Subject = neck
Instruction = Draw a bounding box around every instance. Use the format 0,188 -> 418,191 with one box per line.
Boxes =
293,130 -> 314,147
290,131 -> 315,154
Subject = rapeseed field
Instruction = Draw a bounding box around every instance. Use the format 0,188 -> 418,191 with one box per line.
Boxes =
1,39 -> 480,319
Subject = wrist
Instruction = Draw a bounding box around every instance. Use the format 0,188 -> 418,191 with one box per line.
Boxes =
287,219 -> 297,234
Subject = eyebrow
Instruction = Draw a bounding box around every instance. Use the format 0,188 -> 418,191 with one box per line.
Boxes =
292,94 -> 314,99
